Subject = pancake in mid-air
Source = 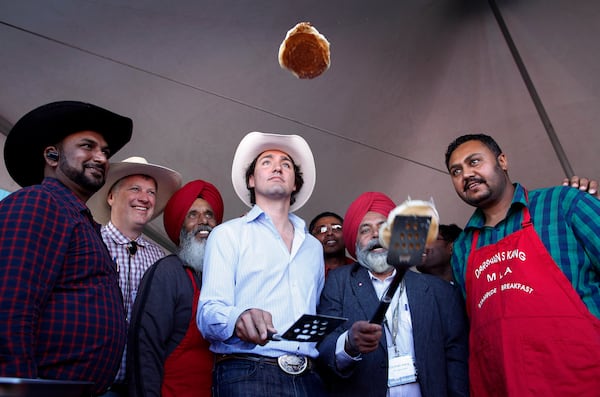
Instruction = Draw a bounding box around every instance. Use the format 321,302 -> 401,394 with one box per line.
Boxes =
278,22 -> 330,79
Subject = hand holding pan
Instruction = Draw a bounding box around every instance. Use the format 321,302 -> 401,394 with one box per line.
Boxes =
369,199 -> 439,324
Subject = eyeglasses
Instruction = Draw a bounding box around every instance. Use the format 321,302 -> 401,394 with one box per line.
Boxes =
315,224 -> 343,235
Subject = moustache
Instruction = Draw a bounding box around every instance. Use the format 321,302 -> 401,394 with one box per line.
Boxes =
84,163 -> 105,173
463,177 -> 485,192
364,238 -> 384,252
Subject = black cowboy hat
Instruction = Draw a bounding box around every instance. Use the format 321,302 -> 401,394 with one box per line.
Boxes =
4,101 -> 133,187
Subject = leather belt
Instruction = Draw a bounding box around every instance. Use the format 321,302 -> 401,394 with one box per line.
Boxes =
215,353 -> 313,375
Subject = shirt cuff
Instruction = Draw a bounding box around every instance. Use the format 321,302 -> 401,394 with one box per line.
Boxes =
335,331 -> 362,371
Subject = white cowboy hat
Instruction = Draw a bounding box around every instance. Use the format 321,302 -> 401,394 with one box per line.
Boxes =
231,131 -> 316,212
88,156 -> 182,224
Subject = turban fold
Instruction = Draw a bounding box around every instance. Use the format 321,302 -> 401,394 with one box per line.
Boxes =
343,192 -> 395,259
163,179 -> 224,246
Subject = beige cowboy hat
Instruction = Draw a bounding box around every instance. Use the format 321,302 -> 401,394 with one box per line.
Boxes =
88,156 -> 182,224
231,131 -> 316,212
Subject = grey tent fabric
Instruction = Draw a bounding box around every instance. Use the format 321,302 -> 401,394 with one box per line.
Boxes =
1,0 -> 598,248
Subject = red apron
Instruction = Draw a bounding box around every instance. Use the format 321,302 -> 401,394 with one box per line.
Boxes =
466,204 -> 600,396
161,268 -> 213,397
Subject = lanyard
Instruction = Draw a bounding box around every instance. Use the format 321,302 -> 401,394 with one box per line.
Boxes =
383,279 -> 406,356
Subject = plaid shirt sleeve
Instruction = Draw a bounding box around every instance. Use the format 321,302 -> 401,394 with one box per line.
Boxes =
0,180 -> 127,394
0,185 -> 70,377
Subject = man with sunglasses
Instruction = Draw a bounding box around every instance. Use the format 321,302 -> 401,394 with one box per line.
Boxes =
309,212 -> 354,277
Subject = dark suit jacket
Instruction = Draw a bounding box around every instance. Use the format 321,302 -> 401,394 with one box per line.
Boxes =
317,263 -> 469,397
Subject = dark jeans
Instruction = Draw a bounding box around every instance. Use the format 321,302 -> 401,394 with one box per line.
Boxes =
213,358 -> 327,397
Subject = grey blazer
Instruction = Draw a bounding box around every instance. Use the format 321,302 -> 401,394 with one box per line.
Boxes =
317,263 -> 469,397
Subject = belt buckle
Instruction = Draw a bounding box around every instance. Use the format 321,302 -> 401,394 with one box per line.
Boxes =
277,354 -> 308,375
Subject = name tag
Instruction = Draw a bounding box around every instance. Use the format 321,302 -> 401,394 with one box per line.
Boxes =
388,354 -> 417,386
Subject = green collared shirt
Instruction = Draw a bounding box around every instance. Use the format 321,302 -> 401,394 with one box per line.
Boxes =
452,183 -> 600,319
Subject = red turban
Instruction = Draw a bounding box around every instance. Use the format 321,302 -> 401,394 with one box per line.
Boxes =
163,179 -> 224,246
343,192 -> 396,259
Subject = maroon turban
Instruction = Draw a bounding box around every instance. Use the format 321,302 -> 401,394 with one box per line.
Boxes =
343,192 -> 396,259
163,179 -> 224,246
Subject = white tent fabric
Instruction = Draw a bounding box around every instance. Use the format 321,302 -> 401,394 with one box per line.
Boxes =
1,0 -> 598,250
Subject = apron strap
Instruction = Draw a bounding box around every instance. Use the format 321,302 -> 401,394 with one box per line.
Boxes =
471,188 -> 533,253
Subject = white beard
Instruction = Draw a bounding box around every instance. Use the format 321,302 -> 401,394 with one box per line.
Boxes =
356,239 -> 393,274
177,228 -> 208,273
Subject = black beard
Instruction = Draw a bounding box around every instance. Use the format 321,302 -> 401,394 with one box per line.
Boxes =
461,162 -> 506,208
59,156 -> 105,193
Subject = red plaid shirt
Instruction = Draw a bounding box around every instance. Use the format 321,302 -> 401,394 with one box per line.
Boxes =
0,178 -> 126,394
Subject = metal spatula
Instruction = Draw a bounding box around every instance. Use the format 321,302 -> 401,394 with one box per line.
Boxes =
370,215 -> 431,324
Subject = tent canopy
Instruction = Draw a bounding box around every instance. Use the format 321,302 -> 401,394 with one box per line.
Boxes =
1,0 -> 598,251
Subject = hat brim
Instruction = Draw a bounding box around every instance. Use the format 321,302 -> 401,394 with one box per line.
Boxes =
4,101 -> 133,187
87,160 -> 183,224
231,131 -> 316,212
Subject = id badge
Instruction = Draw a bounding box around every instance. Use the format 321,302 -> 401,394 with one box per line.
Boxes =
388,354 -> 417,386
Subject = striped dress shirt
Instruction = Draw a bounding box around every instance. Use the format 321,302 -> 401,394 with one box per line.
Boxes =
452,183 -> 600,318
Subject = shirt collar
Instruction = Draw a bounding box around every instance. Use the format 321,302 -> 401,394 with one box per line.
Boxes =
244,204 -> 307,233
43,177 -> 88,212
367,267 -> 397,282
244,204 -> 264,222
464,182 -> 526,230
103,221 -> 149,247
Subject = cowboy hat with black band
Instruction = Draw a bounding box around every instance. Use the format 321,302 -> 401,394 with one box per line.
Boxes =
4,100 -> 133,187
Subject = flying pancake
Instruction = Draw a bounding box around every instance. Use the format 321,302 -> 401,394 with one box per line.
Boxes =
278,22 -> 330,79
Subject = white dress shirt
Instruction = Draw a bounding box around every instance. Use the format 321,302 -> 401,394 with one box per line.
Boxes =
335,269 -> 422,397
198,204 -> 325,358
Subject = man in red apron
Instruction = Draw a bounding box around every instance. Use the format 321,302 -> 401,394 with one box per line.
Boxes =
445,133 -> 600,396
127,179 -> 224,397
